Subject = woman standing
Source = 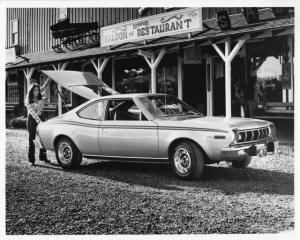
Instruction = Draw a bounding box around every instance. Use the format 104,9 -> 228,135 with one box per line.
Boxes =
25,78 -> 51,166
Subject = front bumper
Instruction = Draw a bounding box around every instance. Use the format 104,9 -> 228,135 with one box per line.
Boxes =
221,139 -> 279,161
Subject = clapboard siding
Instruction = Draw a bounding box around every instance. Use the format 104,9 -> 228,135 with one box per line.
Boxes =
6,7 -> 245,55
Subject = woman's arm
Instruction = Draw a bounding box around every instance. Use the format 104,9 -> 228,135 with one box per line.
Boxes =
40,77 -> 51,94
26,103 -> 42,124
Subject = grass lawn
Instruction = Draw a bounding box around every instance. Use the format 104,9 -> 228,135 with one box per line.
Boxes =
6,129 -> 294,234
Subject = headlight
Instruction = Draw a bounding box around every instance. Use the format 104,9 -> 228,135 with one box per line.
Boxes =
231,128 -> 238,143
269,123 -> 276,138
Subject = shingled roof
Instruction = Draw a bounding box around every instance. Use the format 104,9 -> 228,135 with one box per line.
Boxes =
6,8 -> 294,70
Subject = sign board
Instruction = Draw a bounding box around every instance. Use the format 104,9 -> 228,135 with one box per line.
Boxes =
100,8 -> 202,47
184,47 -> 202,64
6,47 -> 16,64
282,62 -> 291,89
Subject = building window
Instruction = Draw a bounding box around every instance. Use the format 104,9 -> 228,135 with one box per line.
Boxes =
6,72 -> 19,104
255,56 -> 283,102
246,36 -> 294,117
115,57 -> 150,94
59,8 -> 68,20
10,19 -> 18,45
156,53 -> 178,96
247,37 -> 290,104
115,54 -> 178,97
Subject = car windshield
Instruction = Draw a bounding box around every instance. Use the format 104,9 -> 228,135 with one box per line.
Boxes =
139,95 -> 201,119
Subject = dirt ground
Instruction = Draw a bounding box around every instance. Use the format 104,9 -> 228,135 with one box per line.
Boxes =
6,129 -> 294,234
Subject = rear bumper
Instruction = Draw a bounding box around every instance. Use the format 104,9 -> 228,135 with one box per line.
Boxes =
221,139 -> 279,161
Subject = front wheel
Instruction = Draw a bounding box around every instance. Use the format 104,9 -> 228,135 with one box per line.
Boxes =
231,157 -> 251,168
55,137 -> 82,169
170,141 -> 205,180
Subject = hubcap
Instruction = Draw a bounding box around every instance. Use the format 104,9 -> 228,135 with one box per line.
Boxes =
58,142 -> 73,165
174,147 -> 191,174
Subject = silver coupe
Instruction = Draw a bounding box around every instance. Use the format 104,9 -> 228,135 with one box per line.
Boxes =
36,71 -> 278,180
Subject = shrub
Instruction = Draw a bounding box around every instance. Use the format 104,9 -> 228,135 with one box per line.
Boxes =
8,117 -> 27,129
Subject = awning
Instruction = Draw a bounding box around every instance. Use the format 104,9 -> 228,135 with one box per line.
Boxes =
41,70 -> 119,99
6,8 -> 294,70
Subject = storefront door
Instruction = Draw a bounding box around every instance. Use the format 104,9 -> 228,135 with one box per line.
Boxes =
183,64 -> 206,115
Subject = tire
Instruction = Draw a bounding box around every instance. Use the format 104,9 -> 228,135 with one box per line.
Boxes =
231,157 -> 251,168
170,141 -> 205,180
55,137 -> 82,169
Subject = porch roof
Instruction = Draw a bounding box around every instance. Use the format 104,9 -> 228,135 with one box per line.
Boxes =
6,8 -> 294,70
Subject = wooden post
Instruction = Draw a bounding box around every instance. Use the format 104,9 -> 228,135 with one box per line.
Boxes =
225,39 -> 232,118
282,86 -> 286,103
138,48 -> 166,93
288,35 -> 294,103
212,37 -> 247,119
53,62 -> 68,115
151,67 -> 156,94
177,52 -> 183,100
111,58 -> 115,90
22,67 -> 35,103
206,56 -> 213,116
91,57 -> 109,81
23,67 -> 34,91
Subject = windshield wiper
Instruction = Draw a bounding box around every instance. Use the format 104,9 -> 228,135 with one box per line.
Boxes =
157,113 -> 201,118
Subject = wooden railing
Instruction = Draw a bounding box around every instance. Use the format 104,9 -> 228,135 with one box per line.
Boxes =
254,102 -> 294,119
6,85 -> 19,104
264,102 -> 294,114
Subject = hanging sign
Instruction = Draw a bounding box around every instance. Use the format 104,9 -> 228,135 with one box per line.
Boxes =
6,47 -> 16,64
100,8 -> 202,47
216,10 -> 231,31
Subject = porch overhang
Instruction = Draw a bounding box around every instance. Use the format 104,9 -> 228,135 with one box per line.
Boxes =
5,8 -> 294,71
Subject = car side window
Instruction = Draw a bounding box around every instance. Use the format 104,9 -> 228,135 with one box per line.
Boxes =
105,99 -> 147,121
78,100 -> 107,120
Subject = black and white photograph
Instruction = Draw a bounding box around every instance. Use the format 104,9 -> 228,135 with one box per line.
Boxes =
1,0 -> 298,237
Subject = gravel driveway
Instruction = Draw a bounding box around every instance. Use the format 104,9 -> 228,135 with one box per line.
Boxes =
6,129 -> 294,234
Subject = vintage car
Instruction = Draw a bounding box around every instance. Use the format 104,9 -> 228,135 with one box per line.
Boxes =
36,71 -> 278,180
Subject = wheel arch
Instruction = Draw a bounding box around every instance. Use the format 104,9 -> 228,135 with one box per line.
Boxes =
53,134 -> 79,152
168,138 -> 210,163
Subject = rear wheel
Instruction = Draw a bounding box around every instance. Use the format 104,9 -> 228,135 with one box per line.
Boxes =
170,141 -> 205,180
55,137 -> 82,169
231,157 -> 251,168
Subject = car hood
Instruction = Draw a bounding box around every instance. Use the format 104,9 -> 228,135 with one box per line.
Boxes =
156,116 -> 270,131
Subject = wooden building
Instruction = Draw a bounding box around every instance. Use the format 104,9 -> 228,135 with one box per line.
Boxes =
5,7 -> 294,126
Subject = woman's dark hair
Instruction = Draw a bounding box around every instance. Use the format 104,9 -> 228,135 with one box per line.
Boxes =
28,84 -> 42,104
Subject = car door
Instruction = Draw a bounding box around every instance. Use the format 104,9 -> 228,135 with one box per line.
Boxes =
98,98 -> 159,159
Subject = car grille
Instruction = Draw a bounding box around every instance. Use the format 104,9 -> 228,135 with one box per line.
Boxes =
237,127 -> 270,143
